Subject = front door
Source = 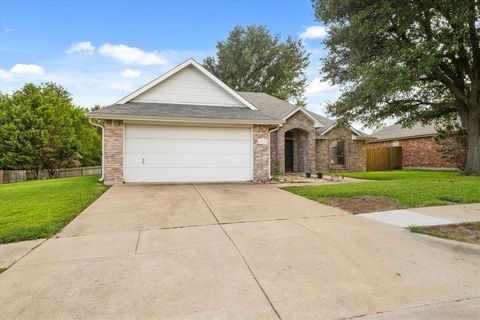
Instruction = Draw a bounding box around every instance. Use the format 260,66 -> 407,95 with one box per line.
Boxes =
285,139 -> 294,172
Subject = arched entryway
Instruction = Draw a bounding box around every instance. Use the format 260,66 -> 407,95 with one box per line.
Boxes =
284,128 -> 309,173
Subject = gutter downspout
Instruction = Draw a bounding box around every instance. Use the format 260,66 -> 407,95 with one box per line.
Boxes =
89,119 -> 105,182
268,125 -> 282,180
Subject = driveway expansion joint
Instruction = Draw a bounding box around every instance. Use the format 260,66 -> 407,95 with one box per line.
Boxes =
346,295 -> 480,319
192,184 -> 282,320
134,230 -> 142,254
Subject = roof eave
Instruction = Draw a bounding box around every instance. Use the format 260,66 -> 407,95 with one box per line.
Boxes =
88,113 -> 283,125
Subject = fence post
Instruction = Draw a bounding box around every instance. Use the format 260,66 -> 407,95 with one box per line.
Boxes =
0,170 -> 3,184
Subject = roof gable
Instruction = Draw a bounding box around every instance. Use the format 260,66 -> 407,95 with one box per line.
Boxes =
283,107 -> 324,127
317,121 -> 372,139
117,59 -> 257,110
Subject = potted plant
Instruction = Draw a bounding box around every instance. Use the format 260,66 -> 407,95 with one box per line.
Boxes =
317,172 -> 323,179
305,171 -> 311,178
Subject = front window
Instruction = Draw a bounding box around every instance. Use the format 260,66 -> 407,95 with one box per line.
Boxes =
331,140 -> 346,165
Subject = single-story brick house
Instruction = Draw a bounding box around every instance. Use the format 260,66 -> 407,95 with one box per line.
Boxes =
90,59 -> 371,184
367,123 -> 456,169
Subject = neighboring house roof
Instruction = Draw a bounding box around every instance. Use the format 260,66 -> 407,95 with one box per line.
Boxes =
371,123 -> 437,141
89,102 -> 279,124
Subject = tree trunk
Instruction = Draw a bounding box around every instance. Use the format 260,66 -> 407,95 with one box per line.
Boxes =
32,168 -> 40,180
47,168 -> 56,178
463,112 -> 480,176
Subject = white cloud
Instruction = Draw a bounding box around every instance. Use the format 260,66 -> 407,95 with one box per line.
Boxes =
0,69 -> 15,81
65,41 -> 95,55
99,43 -> 168,66
121,69 -> 141,78
107,81 -> 134,92
0,64 -> 45,81
10,63 -> 45,75
305,77 -> 339,96
300,26 -> 328,40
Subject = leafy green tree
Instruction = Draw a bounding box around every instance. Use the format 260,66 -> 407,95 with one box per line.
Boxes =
0,83 -> 101,178
313,0 -> 480,175
71,107 -> 102,167
204,25 -> 310,106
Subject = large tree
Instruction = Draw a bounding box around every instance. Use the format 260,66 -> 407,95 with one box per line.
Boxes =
0,83 -> 101,178
313,0 -> 480,175
204,25 -> 310,105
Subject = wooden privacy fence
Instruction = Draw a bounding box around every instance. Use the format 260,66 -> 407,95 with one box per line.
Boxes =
367,147 -> 402,171
0,166 -> 101,184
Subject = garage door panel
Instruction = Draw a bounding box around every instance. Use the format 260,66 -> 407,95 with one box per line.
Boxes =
124,124 -> 253,182
125,153 -> 251,168
124,167 -> 252,183
126,125 -> 251,140
125,139 -> 250,154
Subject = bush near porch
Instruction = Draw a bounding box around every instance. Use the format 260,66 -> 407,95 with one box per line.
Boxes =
0,176 -> 108,244
283,170 -> 480,209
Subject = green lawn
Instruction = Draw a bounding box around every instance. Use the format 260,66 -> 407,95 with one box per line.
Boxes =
0,176 -> 108,244
283,170 -> 480,208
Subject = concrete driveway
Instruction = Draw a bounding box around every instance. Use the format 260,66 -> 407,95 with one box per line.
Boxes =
1,184 -> 479,319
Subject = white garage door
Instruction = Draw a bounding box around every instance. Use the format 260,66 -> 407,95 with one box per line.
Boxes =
124,124 -> 252,182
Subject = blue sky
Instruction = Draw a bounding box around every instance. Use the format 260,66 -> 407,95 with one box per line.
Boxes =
0,0 -> 341,120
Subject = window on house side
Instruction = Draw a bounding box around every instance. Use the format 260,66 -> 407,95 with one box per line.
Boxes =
331,140 -> 346,165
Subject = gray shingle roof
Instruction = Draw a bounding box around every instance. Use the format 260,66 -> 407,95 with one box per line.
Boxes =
89,102 -> 279,123
371,123 -> 437,140
237,91 -> 297,119
89,91 -> 336,126
237,91 -> 332,126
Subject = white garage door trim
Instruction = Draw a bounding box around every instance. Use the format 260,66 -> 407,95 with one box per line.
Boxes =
124,123 -> 253,183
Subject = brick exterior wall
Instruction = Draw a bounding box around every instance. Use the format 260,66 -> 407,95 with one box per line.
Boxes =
253,125 -> 271,181
367,136 -> 455,168
269,113 -> 366,174
103,120 -> 124,185
100,117 -> 366,184
316,126 -> 366,172
272,111 -> 317,175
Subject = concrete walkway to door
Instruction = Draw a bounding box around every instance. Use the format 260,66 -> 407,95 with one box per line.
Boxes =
1,184 -> 479,319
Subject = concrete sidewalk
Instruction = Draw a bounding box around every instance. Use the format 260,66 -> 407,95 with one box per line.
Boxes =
0,239 -> 45,269
359,203 -> 480,227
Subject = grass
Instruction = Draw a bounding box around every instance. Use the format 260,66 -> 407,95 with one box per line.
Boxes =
283,170 -> 480,208
408,222 -> 480,244
0,176 -> 108,244
0,267 -> 7,273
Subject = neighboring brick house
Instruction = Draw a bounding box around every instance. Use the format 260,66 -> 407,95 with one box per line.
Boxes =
367,124 -> 456,169
90,59 -> 371,184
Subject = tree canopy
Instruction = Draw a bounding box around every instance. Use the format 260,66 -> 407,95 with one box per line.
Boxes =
0,83 -> 101,178
204,25 -> 310,106
313,0 -> 480,175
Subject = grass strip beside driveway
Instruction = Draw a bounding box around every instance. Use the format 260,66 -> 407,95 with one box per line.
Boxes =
409,222 -> 480,244
0,176 -> 108,244
283,170 -> 480,209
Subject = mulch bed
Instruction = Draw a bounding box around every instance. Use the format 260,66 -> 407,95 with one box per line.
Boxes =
421,223 -> 480,245
325,196 -> 402,214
